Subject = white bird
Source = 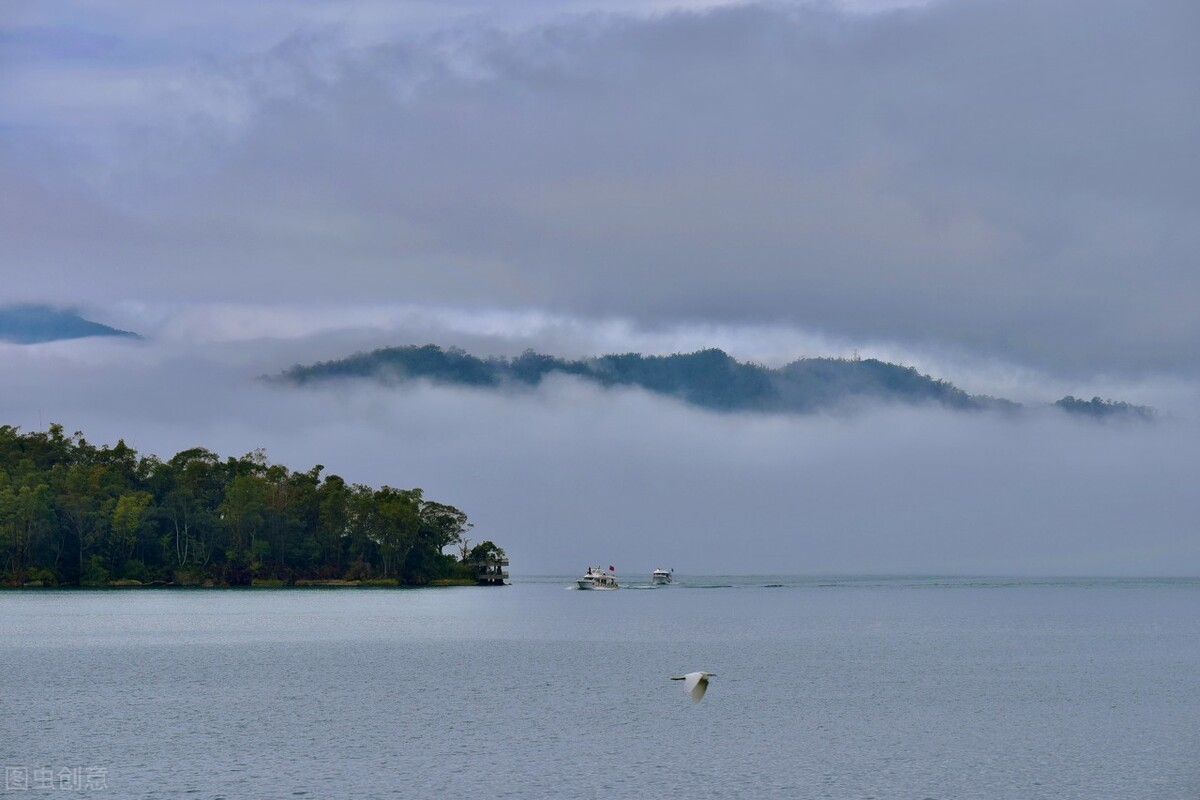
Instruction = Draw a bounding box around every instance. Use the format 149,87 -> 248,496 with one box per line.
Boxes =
670,671 -> 716,702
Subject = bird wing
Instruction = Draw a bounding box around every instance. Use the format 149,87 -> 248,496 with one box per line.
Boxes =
685,672 -> 707,702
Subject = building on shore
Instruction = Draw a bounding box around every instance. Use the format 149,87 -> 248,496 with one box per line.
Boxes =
474,553 -> 509,586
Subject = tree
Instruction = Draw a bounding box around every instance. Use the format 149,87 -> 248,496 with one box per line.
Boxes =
406,500 -> 473,582
469,541 -> 507,562
110,491 -> 152,573
316,474 -> 350,575
0,424 -> 487,587
0,478 -> 55,577
156,448 -> 221,570
219,473 -> 265,567
371,487 -> 421,578
57,463 -> 107,583
419,501 -> 473,554
262,464 -> 293,575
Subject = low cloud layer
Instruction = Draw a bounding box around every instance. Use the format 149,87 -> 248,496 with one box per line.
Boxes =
1,337 -> 1196,576
3,1 -> 1196,575
4,0 -> 1198,377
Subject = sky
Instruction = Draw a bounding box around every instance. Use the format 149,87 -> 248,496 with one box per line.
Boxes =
2,0 -> 1198,574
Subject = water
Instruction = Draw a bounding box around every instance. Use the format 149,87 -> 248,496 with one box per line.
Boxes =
3,576 -> 1198,799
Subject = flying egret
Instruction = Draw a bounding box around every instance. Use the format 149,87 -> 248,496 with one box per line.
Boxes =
670,671 -> 716,702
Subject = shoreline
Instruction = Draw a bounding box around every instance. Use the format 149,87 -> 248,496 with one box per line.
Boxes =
2,577 -> 491,590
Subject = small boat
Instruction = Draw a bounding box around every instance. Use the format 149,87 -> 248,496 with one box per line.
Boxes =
577,566 -> 619,590
652,567 -> 673,585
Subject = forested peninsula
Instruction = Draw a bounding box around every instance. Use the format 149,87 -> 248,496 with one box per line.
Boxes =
278,344 -> 1153,419
0,424 -> 499,588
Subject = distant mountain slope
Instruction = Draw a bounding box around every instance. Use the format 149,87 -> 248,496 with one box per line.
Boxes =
276,343 -> 1029,414
278,344 -> 1155,419
0,305 -> 140,343
1053,395 -> 1154,420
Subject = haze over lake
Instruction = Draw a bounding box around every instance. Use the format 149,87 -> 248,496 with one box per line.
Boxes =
3,0 -> 1198,577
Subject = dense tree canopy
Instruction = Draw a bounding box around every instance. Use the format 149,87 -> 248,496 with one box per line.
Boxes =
277,345 -> 1015,413
278,345 -> 1155,419
0,424 -> 479,587
1053,395 -> 1154,420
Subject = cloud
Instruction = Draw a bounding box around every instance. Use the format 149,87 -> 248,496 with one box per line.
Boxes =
2,1 -> 1197,577
65,298 -> 1193,411
3,0 -> 1198,378
2,335 -> 1197,576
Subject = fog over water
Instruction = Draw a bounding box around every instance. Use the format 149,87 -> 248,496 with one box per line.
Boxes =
2,328 -> 1196,576
3,0 -> 1198,575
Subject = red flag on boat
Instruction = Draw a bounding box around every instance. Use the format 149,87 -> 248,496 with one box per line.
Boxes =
609,565 -> 615,572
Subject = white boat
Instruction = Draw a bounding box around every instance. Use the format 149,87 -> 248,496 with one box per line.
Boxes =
577,566 -> 619,590
652,567 -> 673,585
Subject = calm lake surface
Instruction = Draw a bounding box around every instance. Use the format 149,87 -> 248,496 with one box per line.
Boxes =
3,576 -> 1198,799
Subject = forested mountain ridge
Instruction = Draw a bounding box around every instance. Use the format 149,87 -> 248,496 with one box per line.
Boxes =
0,304 -> 140,344
0,424 -> 487,587
277,344 -> 1152,418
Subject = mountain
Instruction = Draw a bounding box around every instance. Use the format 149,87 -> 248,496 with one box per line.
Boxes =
1053,395 -> 1154,420
275,344 -> 1033,414
277,344 -> 1155,419
0,305 -> 140,344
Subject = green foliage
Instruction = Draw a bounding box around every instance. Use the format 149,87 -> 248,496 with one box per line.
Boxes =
279,344 -> 502,386
1054,395 -> 1154,420
25,567 -> 57,587
277,344 -> 1082,414
0,424 -> 487,588
469,540 -> 507,562
122,560 -> 153,583
81,555 -> 109,587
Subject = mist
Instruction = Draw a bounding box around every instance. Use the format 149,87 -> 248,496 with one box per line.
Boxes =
3,334 -> 1196,576
5,0 -> 1199,377
3,0 -> 1198,576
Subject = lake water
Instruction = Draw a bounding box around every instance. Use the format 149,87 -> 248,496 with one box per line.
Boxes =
3,576 -> 1198,799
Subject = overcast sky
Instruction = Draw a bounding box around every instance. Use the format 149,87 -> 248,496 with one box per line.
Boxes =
2,0 -> 1198,574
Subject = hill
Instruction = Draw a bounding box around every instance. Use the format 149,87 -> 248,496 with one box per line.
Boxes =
0,424 -> 481,587
276,344 -> 1025,413
277,344 -> 1155,419
1053,395 -> 1155,420
0,305 -> 140,344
